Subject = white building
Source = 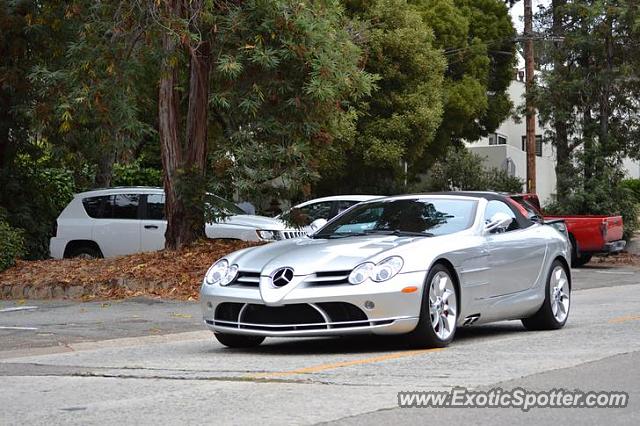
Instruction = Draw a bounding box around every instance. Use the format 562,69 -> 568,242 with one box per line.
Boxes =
466,64 -> 640,205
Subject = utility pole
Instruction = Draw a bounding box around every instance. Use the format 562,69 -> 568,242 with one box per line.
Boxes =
524,0 -> 536,194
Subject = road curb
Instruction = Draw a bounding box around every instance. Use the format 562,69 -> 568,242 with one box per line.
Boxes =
0,279 -> 166,300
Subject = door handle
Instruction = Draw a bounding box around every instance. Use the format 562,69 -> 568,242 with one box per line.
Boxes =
144,225 -> 159,229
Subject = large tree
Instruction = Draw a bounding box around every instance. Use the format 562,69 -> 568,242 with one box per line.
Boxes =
417,0 -> 516,148
317,0 -> 446,194
25,0 -> 375,249
535,0 -> 640,234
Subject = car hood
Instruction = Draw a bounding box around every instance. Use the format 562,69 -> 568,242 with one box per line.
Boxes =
214,214 -> 290,230
227,234 -> 421,276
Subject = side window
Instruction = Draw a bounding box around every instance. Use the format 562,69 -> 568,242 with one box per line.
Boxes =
146,194 -> 165,220
289,201 -> 334,226
82,196 -> 110,218
110,194 -> 140,219
334,200 -> 357,216
485,200 -> 518,232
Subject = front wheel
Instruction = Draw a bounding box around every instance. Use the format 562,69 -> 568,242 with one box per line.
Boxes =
214,333 -> 265,348
522,260 -> 571,330
406,264 -> 458,348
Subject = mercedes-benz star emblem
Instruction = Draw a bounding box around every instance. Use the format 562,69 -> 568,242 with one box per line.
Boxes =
271,267 -> 294,288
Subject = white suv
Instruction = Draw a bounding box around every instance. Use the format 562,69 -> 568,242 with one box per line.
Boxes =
49,187 -> 305,259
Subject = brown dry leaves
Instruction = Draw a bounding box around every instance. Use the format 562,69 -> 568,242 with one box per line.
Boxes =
0,240 -> 262,301
590,252 -> 640,267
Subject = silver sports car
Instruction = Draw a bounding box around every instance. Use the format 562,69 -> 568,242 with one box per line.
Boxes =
200,192 -> 571,348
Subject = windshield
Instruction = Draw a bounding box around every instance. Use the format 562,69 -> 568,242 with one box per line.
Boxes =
313,198 -> 478,239
204,194 -> 245,216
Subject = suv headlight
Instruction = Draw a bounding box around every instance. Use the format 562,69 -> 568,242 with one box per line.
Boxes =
348,256 -> 404,284
257,230 -> 279,241
205,259 -> 238,286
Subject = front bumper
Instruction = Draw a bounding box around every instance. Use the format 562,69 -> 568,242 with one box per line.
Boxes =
200,271 -> 426,337
49,237 -> 68,259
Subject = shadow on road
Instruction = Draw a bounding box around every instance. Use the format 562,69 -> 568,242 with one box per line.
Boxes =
203,321 -> 527,355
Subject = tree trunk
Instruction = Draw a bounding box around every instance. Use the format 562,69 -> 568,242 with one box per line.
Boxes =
94,149 -> 115,188
158,0 -> 187,250
157,0 -> 211,250
183,33 -> 211,241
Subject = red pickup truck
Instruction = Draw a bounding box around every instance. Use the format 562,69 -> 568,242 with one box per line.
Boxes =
510,194 -> 626,267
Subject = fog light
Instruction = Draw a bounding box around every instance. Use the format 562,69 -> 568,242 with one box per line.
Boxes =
364,300 -> 375,310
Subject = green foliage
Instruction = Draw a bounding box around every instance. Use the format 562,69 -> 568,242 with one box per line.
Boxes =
209,0 -> 376,206
413,146 -> 524,193
112,160 -> 162,187
0,214 -> 25,272
621,179 -> 640,204
0,161 -> 75,259
418,0 -> 516,146
544,167 -> 639,241
26,1 -> 158,187
535,1 -> 640,203
315,0 -> 445,194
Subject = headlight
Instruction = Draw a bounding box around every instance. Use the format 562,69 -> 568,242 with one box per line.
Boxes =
348,256 -> 404,285
348,262 -> 374,285
372,256 -> 404,282
257,230 -> 278,240
205,259 -> 238,286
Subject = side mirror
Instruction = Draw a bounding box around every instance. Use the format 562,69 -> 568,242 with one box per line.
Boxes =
485,212 -> 513,233
307,218 -> 328,235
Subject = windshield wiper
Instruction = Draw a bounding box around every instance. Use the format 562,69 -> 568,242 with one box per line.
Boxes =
363,229 -> 434,237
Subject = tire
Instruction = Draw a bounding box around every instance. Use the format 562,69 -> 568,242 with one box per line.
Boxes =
522,259 -> 571,331
572,254 -> 592,268
68,245 -> 102,259
406,263 -> 459,348
214,333 -> 265,348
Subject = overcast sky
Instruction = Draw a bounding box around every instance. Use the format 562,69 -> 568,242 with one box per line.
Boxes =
509,0 -> 550,33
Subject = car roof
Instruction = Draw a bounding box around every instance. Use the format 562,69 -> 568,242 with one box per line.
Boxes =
294,195 -> 380,207
74,186 -> 164,198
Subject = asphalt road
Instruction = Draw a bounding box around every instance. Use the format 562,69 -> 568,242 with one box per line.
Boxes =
0,264 -> 638,425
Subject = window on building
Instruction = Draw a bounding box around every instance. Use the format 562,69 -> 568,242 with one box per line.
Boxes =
521,135 -> 543,156
489,133 -> 507,145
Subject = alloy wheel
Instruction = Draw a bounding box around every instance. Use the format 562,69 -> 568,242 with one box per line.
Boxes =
429,271 -> 457,340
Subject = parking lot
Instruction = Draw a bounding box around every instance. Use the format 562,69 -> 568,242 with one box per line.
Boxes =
1,264 -> 638,425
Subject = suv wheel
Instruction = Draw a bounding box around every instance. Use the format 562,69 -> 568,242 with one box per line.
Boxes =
68,245 -> 102,259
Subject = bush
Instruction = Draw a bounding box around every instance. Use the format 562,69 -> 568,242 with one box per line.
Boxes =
112,159 -> 163,187
0,164 -> 75,260
545,176 -> 639,241
0,216 -> 25,272
413,146 -> 525,194
621,178 -> 640,204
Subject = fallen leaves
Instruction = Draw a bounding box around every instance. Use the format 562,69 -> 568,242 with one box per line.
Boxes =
0,239 -> 262,301
591,252 -> 640,267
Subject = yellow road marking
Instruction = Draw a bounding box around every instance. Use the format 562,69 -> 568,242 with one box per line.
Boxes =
249,347 -> 444,379
608,315 -> 640,324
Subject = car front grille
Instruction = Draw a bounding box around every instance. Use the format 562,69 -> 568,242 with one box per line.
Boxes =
230,271 -> 261,287
303,270 -> 350,286
210,302 -> 390,331
278,230 -> 306,240
228,270 -> 350,287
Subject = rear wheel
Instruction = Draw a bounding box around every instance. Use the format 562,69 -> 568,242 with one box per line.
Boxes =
68,245 -> 102,259
572,254 -> 592,268
406,264 -> 458,348
214,333 -> 265,348
569,235 -> 592,267
522,260 -> 570,330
